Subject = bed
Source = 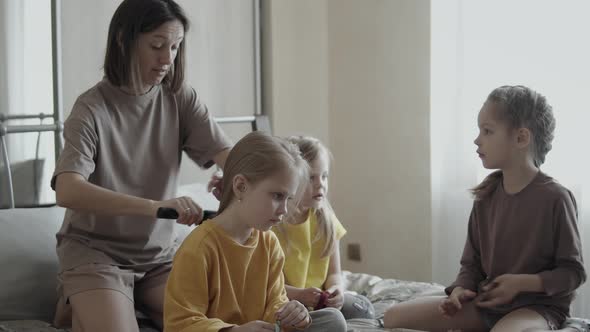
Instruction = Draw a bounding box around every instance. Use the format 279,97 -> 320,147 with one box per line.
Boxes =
0,187 -> 443,332
0,111 -> 278,331
2,127 -> 589,332
1,200 -> 583,332
2,191 -> 586,332
0,179 -> 435,332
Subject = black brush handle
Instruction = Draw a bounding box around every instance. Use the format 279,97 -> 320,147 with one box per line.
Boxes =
203,210 -> 217,220
157,207 -> 217,221
157,207 -> 179,219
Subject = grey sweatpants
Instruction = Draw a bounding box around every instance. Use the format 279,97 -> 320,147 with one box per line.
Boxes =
306,307 -> 347,332
304,293 -> 375,331
340,292 -> 375,319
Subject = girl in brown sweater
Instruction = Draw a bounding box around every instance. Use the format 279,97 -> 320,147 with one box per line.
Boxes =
384,86 -> 586,331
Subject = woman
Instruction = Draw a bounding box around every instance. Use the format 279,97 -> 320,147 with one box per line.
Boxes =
51,0 -> 231,330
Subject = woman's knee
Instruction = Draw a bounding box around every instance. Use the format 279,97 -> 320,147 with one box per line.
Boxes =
53,295 -> 72,328
70,289 -> 139,332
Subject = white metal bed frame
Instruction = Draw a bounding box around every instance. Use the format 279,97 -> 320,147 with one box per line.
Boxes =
0,0 -> 267,209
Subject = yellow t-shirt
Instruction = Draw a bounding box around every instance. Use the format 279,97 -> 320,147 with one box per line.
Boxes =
164,221 -> 289,332
273,209 -> 347,289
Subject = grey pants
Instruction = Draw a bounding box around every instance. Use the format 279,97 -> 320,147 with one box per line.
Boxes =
340,292 -> 375,320
306,307 -> 347,332
304,293 -> 375,331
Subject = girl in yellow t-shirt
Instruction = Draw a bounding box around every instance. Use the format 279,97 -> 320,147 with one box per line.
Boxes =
164,132 -> 348,332
273,136 -> 375,321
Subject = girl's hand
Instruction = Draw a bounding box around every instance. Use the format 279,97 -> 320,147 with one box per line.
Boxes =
296,287 -> 323,308
476,274 -> 521,308
207,171 -> 223,201
276,300 -> 311,330
155,196 -> 203,226
226,321 -> 275,331
439,287 -> 477,317
324,287 -> 344,310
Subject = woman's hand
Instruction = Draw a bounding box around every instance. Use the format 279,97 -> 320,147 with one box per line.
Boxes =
276,300 -> 311,330
324,287 -> 344,310
207,171 -> 224,201
155,196 -> 203,225
439,287 -> 477,317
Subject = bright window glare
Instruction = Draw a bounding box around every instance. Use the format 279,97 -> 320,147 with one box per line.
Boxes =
432,0 -> 590,317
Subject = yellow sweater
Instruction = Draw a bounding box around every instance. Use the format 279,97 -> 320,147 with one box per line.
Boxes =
273,210 -> 346,289
164,221 -> 289,332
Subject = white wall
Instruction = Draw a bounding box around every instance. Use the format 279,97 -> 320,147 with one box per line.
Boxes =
61,0 -> 256,119
61,1 -> 119,119
262,0 -> 330,145
431,0 -> 590,317
264,0 -> 432,281
8,0 -> 433,281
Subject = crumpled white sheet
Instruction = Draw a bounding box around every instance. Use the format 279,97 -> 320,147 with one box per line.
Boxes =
1,271 -> 587,332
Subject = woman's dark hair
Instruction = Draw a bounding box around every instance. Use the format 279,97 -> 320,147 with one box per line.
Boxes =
104,0 -> 189,92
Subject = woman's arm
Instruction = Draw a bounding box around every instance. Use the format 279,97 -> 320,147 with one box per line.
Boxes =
55,172 -> 201,224
55,172 -> 156,216
213,148 -> 230,169
207,148 -> 231,199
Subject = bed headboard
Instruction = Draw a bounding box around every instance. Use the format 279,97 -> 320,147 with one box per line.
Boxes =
0,114 -> 271,209
0,0 -> 268,209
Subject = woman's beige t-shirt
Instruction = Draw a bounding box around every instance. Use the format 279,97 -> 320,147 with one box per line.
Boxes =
52,79 -> 232,271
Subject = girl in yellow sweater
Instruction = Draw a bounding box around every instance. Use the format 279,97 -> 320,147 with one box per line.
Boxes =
273,136 -> 375,321
164,131 -> 347,332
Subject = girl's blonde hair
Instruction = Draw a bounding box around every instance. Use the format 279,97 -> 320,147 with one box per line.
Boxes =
471,85 -> 556,200
217,131 -> 309,214
284,136 -> 337,258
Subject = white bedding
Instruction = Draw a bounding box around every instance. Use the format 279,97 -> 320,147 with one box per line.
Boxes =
0,271 -> 438,332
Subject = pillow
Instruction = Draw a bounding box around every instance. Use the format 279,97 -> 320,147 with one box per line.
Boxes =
0,206 -> 65,321
0,158 -> 45,208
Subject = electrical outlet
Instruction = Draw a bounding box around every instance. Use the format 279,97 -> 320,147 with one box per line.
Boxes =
347,243 -> 361,261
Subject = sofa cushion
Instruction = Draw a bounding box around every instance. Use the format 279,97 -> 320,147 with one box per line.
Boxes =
0,207 -> 65,321
0,182 -> 218,322
0,158 -> 45,208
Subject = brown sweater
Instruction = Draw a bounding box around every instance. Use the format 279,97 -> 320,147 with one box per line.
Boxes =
447,172 -> 586,316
